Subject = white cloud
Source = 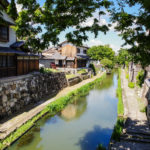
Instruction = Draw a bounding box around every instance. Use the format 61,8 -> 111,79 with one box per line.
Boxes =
80,10 -> 108,28
84,39 -> 103,47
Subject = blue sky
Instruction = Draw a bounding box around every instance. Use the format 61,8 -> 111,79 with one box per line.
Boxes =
16,0 -> 140,52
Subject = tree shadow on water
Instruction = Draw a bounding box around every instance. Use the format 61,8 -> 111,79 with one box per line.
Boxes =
76,125 -> 113,150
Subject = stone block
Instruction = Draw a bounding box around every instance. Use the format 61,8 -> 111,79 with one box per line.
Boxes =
2,95 -> 7,103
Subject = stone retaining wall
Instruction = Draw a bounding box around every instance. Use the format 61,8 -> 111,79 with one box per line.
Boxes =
67,73 -> 91,86
0,72 -> 68,118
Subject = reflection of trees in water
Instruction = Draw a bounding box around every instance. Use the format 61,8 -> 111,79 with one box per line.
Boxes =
95,72 -> 117,90
77,125 -> 112,150
60,96 -> 87,121
15,126 -> 43,150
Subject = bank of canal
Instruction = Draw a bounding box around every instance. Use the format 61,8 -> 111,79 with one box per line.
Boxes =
8,72 -> 118,150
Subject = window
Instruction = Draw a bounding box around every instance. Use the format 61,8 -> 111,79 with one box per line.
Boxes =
0,55 -> 15,67
83,50 -> 87,54
77,48 -> 80,53
0,25 -> 9,42
8,56 -> 15,67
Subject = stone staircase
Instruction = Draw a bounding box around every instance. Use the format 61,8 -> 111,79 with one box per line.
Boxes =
110,119 -> 150,150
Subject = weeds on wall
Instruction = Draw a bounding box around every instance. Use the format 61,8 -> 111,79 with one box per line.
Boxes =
128,82 -> 135,88
0,73 -> 106,150
111,118 -> 124,141
136,70 -> 145,87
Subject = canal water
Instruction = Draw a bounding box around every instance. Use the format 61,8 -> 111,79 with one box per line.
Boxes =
8,72 -> 118,150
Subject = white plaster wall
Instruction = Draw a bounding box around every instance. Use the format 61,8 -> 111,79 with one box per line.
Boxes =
77,47 -> 88,56
0,11 -> 16,47
0,27 -> 16,47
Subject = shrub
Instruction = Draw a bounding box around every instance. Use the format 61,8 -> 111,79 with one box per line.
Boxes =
136,70 -> 145,87
89,63 -> 96,75
111,118 -> 124,141
128,82 -> 135,88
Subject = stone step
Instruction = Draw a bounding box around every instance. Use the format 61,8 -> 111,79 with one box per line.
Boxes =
120,136 -> 150,143
126,129 -> 150,136
122,133 -> 150,140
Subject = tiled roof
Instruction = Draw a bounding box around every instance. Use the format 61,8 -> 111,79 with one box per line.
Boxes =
77,55 -> 89,59
0,47 -> 38,56
0,47 -> 26,54
11,41 -> 25,48
66,57 -> 75,61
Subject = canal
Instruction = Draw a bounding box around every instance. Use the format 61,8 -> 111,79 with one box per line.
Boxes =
8,72 -> 118,150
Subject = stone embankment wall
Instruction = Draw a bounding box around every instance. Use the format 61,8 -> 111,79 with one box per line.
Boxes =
129,63 -> 142,82
68,73 -> 91,86
0,72 -> 68,118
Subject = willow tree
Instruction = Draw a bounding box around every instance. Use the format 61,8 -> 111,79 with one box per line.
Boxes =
15,0 -> 111,52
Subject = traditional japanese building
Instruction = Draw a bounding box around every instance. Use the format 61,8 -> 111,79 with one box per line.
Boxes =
0,0 -> 39,78
40,41 -> 90,69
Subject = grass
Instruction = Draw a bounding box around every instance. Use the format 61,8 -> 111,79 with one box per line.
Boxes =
66,74 -> 77,79
111,118 -> 124,141
137,97 -> 147,113
128,82 -> 135,88
111,69 -> 125,141
125,68 -> 129,80
40,67 -> 59,73
116,68 -> 124,116
77,69 -> 87,74
0,73 -> 106,150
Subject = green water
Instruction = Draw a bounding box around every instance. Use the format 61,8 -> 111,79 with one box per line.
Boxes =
8,72 -> 118,150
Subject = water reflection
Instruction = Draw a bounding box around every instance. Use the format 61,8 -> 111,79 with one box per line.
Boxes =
60,97 -> 87,121
77,126 -> 112,150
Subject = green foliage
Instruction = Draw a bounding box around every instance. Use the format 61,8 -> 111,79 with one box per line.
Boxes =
111,118 -> 124,141
7,0 -> 18,20
101,58 -> 113,69
66,74 -> 76,79
87,45 -> 115,61
15,0 -> 111,52
137,98 -> 147,113
89,63 -> 96,75
39,67 -> 59,73
0,73 -> 106,150
111,1 -> 150,68
126,74 -> 129,80
128,82 -> 135,88
77,69 -> 87,74
117,69 -> 124,116
136,70 -> 145,87
117,49 -> 132,67
97,144 -> 106,150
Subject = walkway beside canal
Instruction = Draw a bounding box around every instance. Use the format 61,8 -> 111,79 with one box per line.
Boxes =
111,69 -> 150,150
0,72 -> 105,140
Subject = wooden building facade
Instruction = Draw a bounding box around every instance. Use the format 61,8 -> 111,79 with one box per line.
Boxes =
0,48 -> 39,78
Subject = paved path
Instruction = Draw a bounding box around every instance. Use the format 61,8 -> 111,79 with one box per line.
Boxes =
0,73 -> 105,140
111,69 -> 150,150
